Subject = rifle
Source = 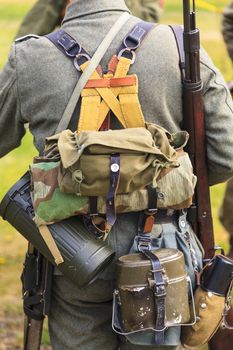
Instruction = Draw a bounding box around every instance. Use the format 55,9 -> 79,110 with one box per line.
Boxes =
22,243 -> 53,350
182,0 -> 215,261
182,2 -> 233,349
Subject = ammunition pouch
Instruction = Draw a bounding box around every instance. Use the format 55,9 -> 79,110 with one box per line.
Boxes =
112,248 -> 195,346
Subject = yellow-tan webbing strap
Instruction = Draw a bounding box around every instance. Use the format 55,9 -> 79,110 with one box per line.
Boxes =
76,61 -> 102,132
77,56 -> 145,132
98,56 -> 145,129
39,225 -> 64,265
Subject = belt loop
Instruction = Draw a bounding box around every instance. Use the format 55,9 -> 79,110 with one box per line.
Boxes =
178,209 -> 188,233
106,154 -> 120,228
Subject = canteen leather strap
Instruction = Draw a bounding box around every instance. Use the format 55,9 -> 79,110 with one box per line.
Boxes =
142,250 -> 166,345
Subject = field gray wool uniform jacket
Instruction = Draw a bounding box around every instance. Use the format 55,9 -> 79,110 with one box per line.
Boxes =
222,1 -> 233,61
0,0 -> 233,186
1,1 -> 233,348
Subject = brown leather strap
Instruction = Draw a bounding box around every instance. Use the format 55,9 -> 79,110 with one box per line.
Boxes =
169,25 -> 185,81
84,76 -> 136,88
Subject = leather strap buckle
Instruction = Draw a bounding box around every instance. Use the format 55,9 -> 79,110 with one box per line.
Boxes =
137,232 -> 151,252
58,33 -> 82,57
154,284 -> 166,298
117,48 -> 136,63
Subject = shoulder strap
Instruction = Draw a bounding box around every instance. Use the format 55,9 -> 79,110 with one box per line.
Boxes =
117,21 -> 155,61
47,12 -> 130,134
169,25 -> 185,81
48,18 -> 155,134
77,21 -> 156,132
46,30 -> 91,70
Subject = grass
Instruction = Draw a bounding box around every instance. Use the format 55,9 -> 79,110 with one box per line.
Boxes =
0,0 -> 232,349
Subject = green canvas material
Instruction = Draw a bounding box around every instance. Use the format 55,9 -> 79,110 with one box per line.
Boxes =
30,123 -> 196,225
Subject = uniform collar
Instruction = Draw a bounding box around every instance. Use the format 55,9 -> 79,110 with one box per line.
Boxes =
63,0 -> 131,23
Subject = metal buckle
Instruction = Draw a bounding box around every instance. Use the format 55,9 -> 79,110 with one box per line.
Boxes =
58,34 -> 82,57
144,208 -> 158,216
123,34 -> 141,51
138,240 -> 152,252
117,48 -> 136,64
154,284 -> 166,298
74,53 -> 91,71
151,268 -> 164,273
214,245 -> 225,255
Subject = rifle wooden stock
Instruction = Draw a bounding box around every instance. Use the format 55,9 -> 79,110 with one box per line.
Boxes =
183,0 -> 215,260
24,317 -> 44,350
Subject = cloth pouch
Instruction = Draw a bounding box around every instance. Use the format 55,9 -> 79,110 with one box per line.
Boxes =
30,123 -> 196,225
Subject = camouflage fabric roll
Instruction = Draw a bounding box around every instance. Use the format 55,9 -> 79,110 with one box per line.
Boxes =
31,161 -> 89,226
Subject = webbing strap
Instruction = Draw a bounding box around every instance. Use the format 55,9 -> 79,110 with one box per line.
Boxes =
78,55 -> 145,131
117,21 -> 155,61
38,225 -> 64,265
47,12 -> 131,134
46,30 -> 91,69
47,19 -> 155,133
169,25 -> 185,81
142,250 -> 166,345
96,58 -> 135,129
78,22 -> 155,131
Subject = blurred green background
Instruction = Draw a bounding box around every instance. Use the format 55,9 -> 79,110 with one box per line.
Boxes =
0,0 -> 232,349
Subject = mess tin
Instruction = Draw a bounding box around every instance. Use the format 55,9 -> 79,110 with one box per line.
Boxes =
113,248 -> 194,336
